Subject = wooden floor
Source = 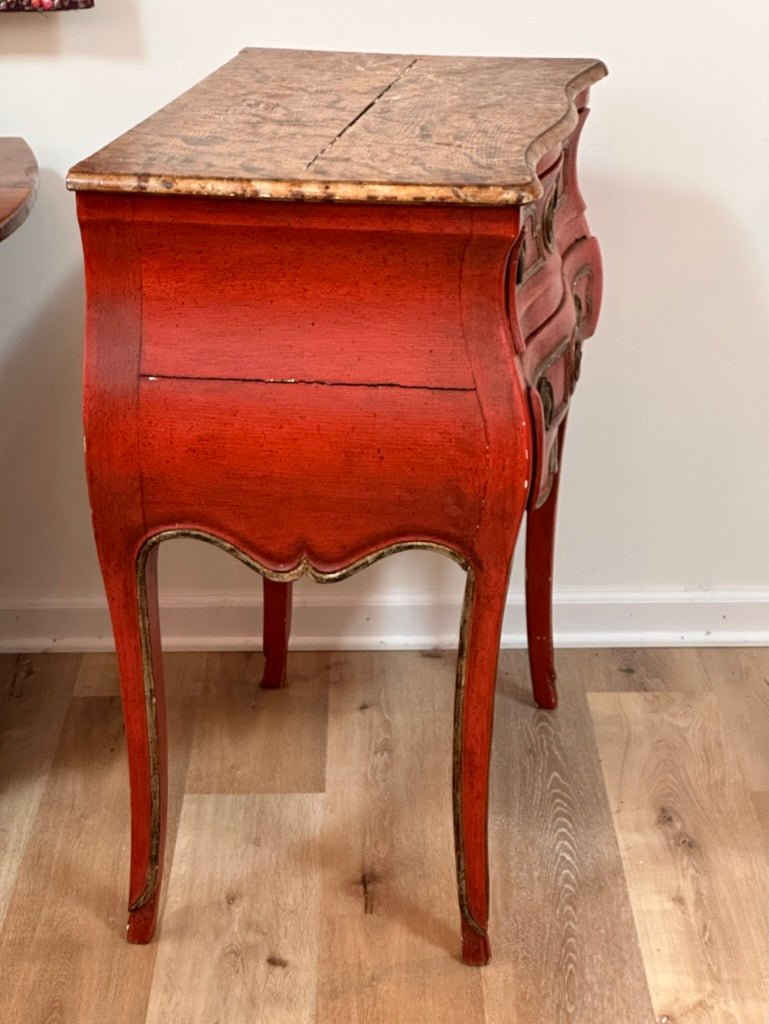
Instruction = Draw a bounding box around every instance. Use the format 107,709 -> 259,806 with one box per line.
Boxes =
0,648 -> 765,1023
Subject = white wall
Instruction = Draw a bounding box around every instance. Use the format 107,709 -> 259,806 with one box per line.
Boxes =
1,1 -> 767,649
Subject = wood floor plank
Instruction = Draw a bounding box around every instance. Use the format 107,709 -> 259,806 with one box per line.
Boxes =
145,793 -> 323,1024
185,652 -> 328,794
316,650 -> 486,1024
564,647 -> 709,694
0,653 -> 79,928
695,648 -> 768,794
482,651 -> 655,1023
589,691 -> 769,1024
0,654 -> 15,684
0,694 -> 195,1024
0,696 -> 154,1023
1,649 -> 765,1022
750,792 -> 768,845
74,651 -> 206,698
73,651 -> 121,696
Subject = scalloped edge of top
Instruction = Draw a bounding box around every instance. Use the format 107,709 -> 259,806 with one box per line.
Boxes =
66,59 -> 607,207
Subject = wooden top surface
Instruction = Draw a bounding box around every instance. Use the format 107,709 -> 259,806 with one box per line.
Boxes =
67,48 -> 606,206
0,138 -> 38,241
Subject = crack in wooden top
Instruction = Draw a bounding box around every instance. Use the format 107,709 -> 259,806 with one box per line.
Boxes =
66,48 -> 607,206
305,58 -> 419,171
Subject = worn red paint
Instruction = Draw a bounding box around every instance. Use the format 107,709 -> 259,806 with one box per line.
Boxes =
75,108 -> 602,966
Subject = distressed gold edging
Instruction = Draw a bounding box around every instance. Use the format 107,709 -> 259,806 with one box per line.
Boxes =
66,172 -> 545,207
127,528 -> 473,913
534,433 -> 560,511
145,528 -> 469,584
128,541 -> 161,913
533,335 -> 573,384
451,568 -> 487,938
571,265 -> 594,329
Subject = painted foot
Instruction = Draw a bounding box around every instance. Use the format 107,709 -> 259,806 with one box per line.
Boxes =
461,924 -> 491,966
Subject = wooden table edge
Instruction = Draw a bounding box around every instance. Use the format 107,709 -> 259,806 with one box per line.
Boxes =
0,137 -> 39,242
64,61 -> 607,205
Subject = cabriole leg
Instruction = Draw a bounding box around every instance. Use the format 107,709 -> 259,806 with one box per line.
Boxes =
453,561 -> 511,966
525,420 -> 567,710
260,578 -> 293,689
101,541 -> 168,943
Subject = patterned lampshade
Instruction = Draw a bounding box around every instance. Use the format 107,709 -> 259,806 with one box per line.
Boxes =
0,0 -> 94,9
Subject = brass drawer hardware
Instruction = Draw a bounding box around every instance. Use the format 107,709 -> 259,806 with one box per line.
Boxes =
537,375 -> 555,430
542,181 -> 558,252
516,239 -> 527,285
572,338 -> 583,389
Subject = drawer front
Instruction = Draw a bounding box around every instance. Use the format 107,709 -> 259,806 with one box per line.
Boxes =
523,233 -> 603,507
526,324 -> 573,510
511,108 -> 593,343
137,221 -> 474,390
137,377 -> 488,570
513,159 -> 565,341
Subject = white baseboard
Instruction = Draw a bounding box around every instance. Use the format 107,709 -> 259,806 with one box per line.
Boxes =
0,588 -> 766,652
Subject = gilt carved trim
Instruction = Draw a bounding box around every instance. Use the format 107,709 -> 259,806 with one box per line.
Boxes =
128,528 -> 476,913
